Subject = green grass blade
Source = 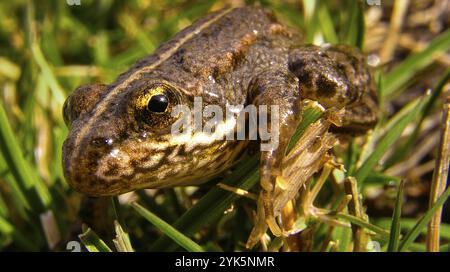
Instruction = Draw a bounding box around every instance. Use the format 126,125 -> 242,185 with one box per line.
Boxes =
136,190 -> 176,223
151,160 -> 259,251
440,244 -> 450,252
335,226 -> 352,252
384,69 -> 450,168
333,213 -> 390,240
387,180 -> 404,252
382,29 -> 450,98
132,202 -> 204,252
0,193 -> 7,217
344,1 -> 365,48
375,218 -> 450,240
0,102 -> 51,211
112,220 -> 134,252
0,153 -> 30,218
117,13 -> 156,54
354,94 -> 429,187
0,57 -> 21,81
364,171 -> 401,186
317,3 -> 339,44
0,216 -> 13,237
399,184 -> 450,251
30,43 -> 65,105
111,198 -> 133,252
302,0 -> 317,43
0,215 -> 38,251
79,226 -> 113,252
287,107 -> 323,152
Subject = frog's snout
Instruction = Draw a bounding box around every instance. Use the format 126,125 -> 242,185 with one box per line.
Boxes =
62,124 -> 135,197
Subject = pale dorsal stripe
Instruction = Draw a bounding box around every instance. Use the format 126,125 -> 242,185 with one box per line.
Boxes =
71,8 -> 233,161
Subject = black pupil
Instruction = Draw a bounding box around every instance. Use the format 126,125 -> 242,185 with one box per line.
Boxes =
147,94 -> 168,113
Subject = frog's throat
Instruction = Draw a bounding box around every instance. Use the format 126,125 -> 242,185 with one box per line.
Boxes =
69,8 -> 234,167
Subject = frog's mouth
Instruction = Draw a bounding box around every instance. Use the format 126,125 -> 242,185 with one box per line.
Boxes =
62,135 -> 126,196
63,124 -> 249,196
62,121 -> 203,196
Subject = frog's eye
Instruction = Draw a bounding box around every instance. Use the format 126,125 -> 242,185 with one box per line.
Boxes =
134,83 -> 180,131
147,94 -> 169,113
63,83 -> 108,127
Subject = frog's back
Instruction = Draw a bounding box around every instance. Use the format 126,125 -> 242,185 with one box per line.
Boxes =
116,7 -> 298,101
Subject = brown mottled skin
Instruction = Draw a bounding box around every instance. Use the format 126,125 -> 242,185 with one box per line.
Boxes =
62,7 -> 378,236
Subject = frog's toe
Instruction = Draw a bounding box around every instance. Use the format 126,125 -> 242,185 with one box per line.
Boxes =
266,215 -> 282,237
262,189 -> 282,237
260,168 -> 286,237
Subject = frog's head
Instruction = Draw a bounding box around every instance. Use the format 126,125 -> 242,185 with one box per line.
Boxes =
62,77 -> 216,196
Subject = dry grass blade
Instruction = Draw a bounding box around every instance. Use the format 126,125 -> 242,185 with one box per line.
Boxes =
426,97 -> 450,251
344,177 -> 370,252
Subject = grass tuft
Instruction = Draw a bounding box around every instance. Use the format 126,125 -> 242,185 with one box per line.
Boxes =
0,0 -> 448,252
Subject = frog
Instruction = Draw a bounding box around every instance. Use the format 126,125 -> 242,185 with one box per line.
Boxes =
62,6 -> 379,245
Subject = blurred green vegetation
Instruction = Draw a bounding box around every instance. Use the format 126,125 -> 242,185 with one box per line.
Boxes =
0,0 -> 449,252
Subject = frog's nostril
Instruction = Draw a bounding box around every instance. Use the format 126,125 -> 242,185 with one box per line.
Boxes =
91,137 -> 114,147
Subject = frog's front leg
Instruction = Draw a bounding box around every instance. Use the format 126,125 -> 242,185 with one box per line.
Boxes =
248,69 -> 302,236
288,44 -> 379,133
